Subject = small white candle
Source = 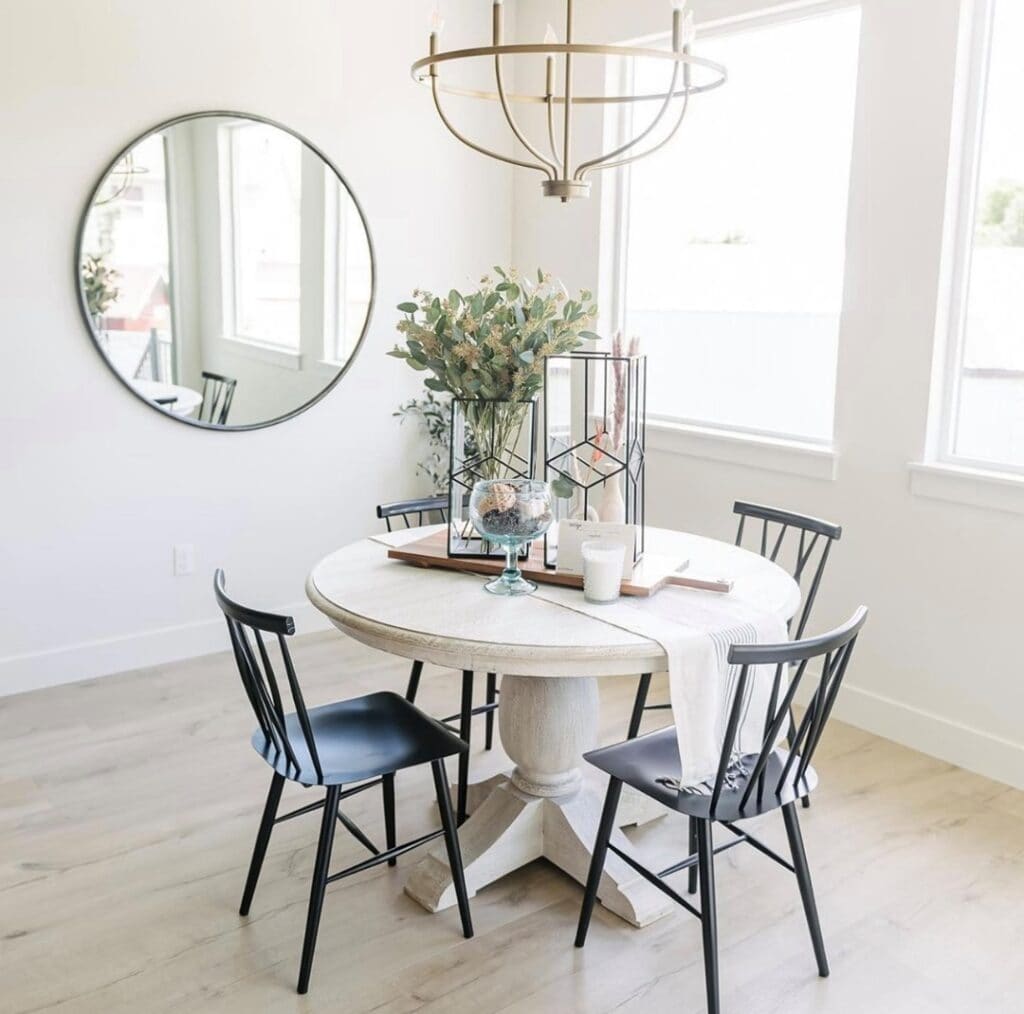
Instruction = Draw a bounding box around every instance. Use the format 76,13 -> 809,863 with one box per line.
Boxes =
582,540 -> 625,604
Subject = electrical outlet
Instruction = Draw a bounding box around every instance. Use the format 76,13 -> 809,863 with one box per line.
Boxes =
173,544 -> 195,576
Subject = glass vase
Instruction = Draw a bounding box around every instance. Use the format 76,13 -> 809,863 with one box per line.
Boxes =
447,398 -> 538,558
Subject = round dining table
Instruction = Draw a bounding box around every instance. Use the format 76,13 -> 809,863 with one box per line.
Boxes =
307,525 -> 799,928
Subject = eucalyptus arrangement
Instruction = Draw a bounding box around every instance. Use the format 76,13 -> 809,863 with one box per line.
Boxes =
390,268 -> 599,480
81,253 -> 121,323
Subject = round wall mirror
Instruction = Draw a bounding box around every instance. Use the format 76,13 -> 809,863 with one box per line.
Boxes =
76,112 -> 374,430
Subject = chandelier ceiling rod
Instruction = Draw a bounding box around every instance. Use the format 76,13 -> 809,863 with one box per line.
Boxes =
412,0 -> 727,202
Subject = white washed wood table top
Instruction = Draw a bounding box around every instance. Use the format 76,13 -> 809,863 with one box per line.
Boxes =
307,525 -> 800,677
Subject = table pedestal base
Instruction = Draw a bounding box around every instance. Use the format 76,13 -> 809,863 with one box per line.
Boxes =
405,673 -> 673,928
405,774 -> 673,927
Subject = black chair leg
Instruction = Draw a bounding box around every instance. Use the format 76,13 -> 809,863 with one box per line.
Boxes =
574,777 -> 624,947
239,772 -> 284,916
405,659 -> 424,703
782,802 -> 829,977
484,672 -> 498,750
456,670 -> 473,824
627,673 -> 653,740
382,773 -> 396,867
297,785 -> 341,995
688,816 -> 698,896
431,759 -> 474,939
696,819 -> 720,1014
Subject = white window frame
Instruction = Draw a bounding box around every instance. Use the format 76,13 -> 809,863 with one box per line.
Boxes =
928,0 -> 1017,474
603,0 -> 861,479
218,121 -> 303,357
912,0 -> 1024,513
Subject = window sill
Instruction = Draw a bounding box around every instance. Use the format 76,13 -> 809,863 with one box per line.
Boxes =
647,420 -> 837,481
221,335 -> 301,370
909,461 -> 1024,515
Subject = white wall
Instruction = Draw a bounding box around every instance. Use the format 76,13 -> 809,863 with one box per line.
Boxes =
0,0 -> 512,693
512,0 -> 1024,789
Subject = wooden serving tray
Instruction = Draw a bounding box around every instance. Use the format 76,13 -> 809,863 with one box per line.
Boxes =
386,530 -> 733,597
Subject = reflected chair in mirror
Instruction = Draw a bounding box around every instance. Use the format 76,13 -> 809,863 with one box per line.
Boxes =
577,607 -> 868,1014
199,371 -> 237,425
627,502 -> 844,812
214,570 -> 473,995
376,496 -> 499,824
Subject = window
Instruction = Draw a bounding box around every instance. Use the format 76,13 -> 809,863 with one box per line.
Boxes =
611,6 -> 860,444
935,0 -> 1024,472
224,122 -> 302,348
81,134 -> 176,382
323,175 -> 373,365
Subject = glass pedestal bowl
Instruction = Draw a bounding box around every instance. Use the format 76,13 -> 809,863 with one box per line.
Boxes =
468,479 -> 554,596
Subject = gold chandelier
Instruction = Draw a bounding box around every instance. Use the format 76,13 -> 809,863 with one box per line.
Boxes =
411,0 -> 727,202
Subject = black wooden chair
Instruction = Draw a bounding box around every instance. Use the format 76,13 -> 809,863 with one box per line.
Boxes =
576,607 -> 868,1014
376,496 -> 500,823
214,570 -> 473,994
628,502 -> 843,757
200,371 -> 237,425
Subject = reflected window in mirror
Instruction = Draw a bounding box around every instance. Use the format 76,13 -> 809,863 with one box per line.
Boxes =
78,112 -> 374,430
223,120 -> 302,350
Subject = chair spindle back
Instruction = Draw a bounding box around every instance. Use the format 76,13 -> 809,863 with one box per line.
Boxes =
200,371 -> 237,426
708,607 -> 868,819
214,570 -> 323,783
734,501 -> 842,640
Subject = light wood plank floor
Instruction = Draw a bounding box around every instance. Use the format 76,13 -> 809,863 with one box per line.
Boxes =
2,631 -> 1023,1013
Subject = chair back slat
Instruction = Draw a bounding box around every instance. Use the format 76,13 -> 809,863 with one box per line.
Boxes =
280,633 -> 324,783
226,618 -> 272,741
769,524 -> 788,562
734,501 -> 841,639
737,655 -> 811,811
240,624 -> 301,774
723,608 -> 867,818
709,665 -> 751,814
215,570 -> 323,783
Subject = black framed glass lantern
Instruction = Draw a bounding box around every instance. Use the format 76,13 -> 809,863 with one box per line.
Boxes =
542,351 -> 646,568
447,398 -> 537,558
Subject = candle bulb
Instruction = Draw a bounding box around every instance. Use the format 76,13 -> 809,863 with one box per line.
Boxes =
670,0 -> 688,51
428,7 -> 443,72
683,10 -> 697,46
544,24 -> 557,96
493,0 -> 503,45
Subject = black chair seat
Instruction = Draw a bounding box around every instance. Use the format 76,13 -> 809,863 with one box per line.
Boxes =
252,691 -> 467,786
585,727 -> 818,822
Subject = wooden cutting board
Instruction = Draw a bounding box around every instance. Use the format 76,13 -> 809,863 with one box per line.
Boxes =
385,530 -> 733,597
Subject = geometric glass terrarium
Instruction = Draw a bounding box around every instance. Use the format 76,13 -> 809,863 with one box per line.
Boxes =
447,397 -> 538,558
542,350 -> 646,568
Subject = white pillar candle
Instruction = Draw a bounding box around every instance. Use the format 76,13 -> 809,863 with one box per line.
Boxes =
582,540 -> 625,604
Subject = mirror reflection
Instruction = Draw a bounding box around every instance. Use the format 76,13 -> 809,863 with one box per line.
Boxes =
78,113 -> 373,428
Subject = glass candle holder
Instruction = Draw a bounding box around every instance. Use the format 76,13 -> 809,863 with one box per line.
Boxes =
582,540 -> 625,604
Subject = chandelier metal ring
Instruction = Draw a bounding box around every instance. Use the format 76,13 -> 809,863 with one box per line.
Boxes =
411,45 -> 728,105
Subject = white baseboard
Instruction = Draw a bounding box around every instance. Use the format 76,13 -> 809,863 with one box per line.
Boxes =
0,601 -> 335,699
819,681 -> 1024,792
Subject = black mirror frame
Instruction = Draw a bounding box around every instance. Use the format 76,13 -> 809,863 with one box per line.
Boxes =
74,110 -> 376,432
